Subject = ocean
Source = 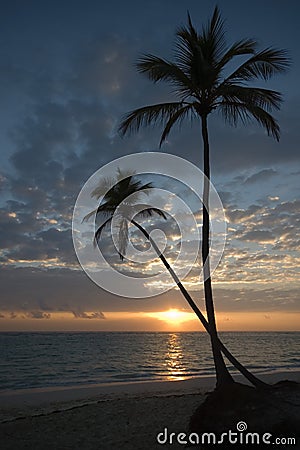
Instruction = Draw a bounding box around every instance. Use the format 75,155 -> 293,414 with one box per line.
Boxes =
0,332 -> 299,391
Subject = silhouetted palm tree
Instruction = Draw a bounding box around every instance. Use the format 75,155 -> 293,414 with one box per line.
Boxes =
84,172 -> 266,388
119,6 -> 289,387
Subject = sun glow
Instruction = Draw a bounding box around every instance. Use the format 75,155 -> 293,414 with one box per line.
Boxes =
148,308 -> 195,325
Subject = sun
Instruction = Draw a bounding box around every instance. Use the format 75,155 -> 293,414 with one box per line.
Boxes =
148,308 -> 195,325
163,309 -> 185,322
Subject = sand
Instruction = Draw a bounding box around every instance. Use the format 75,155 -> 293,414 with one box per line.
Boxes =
0,370 -> 299,450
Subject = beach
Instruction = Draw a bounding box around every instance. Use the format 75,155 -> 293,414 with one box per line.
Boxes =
1,370 -> 299,449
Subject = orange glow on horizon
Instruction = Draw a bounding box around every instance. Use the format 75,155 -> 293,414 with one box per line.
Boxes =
0,310 -> 299,332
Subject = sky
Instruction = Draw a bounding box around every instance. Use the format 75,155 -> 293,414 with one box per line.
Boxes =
0,0 -> 299,331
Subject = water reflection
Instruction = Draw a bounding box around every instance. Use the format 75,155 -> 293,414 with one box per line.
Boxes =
165,333 -> 188,381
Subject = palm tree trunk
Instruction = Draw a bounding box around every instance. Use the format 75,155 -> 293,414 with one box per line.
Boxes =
131,218 -> 267,388
201,114 -> 233,387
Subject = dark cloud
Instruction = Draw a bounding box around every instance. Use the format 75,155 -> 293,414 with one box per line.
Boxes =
238,230 -> 275,243
0,208 -> 76,264
225,205 -> 264,224
0,266 -> 298,317
0,266 -> 164,313
71,311 -> 106,320
24,311 -> 51,319
212,287 -> 299,312
244,169 -> 277,185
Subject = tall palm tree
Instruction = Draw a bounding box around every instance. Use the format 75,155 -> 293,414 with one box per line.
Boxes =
84,172 -> 266,388
118,6 -> 290,387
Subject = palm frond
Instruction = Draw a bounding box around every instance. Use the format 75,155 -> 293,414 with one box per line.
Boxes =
246,104 -> 280,141
105,178 -> 153,207
175,8 -> 226,92
225,48 -> 290,83
118,218 -> 129,260
216,38 -> 257,70
159,103 -> 194,146
86,175 -> 161,259
94,217 -> 112,246
187,11 -> 200,41
202,5 -> 226,63
217,84 -> 282,112
82,203 -> 114,223
134,206 -> 168,220
116,168 -> 136,182
219,101 -> 280,141
175,15 -> 207,89
82,208 -> 98,223
91,177 -> 113,200
136,54 -> 194,98
119,102 -> 185,136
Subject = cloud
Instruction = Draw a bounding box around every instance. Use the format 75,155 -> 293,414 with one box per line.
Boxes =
0,265 -> 298,318
0,211 -> 76,265
244,169 -> 277,185
212,287 -> 300,312
0,11 -> 299,325
238,230 -> 275,243
225,205 -> 264,224
24,311 -> 51,319
71,310 -> 106,319
0,266 -> 167,313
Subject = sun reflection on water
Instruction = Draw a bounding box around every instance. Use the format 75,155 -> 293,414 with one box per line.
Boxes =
165,333 -> 188,381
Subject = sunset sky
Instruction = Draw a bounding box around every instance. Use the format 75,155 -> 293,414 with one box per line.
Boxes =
0,0 -> 299,331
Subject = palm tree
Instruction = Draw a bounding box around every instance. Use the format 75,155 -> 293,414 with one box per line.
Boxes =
118,6 -> 290,387
84,172 -> 266,388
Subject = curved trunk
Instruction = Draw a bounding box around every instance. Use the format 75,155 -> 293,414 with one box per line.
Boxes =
201,114 -> 234,387
131,218 -> 267,388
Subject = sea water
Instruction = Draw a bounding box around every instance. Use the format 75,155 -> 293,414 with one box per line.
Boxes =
0,332 -> 299,391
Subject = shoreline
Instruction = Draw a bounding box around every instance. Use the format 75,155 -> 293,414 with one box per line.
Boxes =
1,369 -> 299,422
1,370 -> 299,450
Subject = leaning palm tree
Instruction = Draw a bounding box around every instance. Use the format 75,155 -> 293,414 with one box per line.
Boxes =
119,6 -> 290,387
84,172 -> 266,388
